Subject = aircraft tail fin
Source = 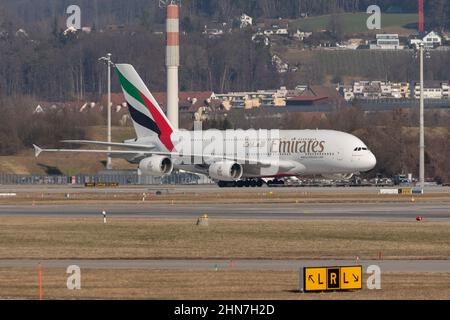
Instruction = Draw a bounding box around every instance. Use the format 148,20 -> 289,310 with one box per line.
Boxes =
115,64 -> 175,151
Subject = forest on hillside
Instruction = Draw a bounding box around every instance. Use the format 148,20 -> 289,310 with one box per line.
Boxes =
0,1 -> 426,26
1,0 -> 449,101
0,28 -> 278,101
0,1 -> 447,32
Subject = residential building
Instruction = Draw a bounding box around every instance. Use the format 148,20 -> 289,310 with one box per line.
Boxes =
287,85 -> 345,106
400,83 -> 410,98
272,55 -> 289,73
216,89 -> 288,110
423,31 -> 442,48
292,30 -> 312,41
339,81 -> 411,101
413,81 -> 449,99
370,34 -> 403,50
442,82 -> 449,99
410,31 -> 442,49
203,28 -> 224,38
275,28 -> 289,36
240,14 -> 253,28
342,38 -> 364,50
252,31 -> 270,46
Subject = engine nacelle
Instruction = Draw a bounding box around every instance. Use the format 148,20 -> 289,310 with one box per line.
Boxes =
209,161 -> 243,181
139,156 -> 173,177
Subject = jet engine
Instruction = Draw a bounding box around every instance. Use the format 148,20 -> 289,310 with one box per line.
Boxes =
209,161 -> 243,181
139,156 -> 174,177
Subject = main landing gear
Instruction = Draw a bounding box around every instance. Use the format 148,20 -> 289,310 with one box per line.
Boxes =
217,179 -> 285,188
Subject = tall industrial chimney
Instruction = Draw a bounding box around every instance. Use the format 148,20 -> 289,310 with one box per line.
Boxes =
418,0 -> 424,34
166,3 -> 179,129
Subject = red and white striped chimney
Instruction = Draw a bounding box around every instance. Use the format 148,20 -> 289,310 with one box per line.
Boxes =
418,0 -> 424,34
166,4 -> 179,129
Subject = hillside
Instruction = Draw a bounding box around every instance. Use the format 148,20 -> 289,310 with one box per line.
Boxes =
292,13 -> 418,35
272,47 -> 450,86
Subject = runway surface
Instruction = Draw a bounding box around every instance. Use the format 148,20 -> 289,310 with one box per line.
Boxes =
0,202 -> 449,221
0,259 -> 449,272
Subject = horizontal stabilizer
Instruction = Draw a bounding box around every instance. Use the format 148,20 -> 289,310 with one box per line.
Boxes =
33,144 -> 43,158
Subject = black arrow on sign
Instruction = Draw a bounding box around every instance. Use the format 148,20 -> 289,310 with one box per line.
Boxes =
308,275 -> 315,283
353,274 -> 359,282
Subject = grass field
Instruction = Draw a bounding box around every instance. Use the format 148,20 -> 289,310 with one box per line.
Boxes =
1,217 -> 449,300
292,13 -> 418,34
0,218 -> 449,260
0,268 -> 448,300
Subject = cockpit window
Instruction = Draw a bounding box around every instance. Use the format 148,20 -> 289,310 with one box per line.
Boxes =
354,147 -> 369,151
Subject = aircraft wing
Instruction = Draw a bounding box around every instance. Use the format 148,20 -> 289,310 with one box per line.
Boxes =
33,144 -> 296,170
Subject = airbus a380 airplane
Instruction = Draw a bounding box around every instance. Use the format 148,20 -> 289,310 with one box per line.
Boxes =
34,64 -> 376,187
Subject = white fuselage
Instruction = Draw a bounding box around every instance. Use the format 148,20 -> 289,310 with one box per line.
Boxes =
147,129 -> 377,178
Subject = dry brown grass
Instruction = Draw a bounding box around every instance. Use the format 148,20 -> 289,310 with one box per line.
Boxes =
0,268 -> 449,300
0,218 -> 449,260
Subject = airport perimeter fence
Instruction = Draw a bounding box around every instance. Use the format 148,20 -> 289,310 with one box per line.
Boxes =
0,172 -> 213,186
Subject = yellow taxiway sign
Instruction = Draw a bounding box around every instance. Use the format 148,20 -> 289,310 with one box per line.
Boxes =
304,266 -> 362,292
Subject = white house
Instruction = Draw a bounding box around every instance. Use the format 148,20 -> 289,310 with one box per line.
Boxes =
423,31 -> 442,48
33,105 -> 44,114
370,34 -> 403,50
240,14 -> 253,28
272,55 -> 289,73
203,28 -> 224,38
414,81 -> 446,99
380,83 -> 392,97
293,30 -> 312,41
410,31 -> 442,48
390,83 -> 403,99
252,31 -> 270,46
15,28 -> 29,38
442,82 -> 449,99
275,28 -> 289,36
338,86 -> 355,101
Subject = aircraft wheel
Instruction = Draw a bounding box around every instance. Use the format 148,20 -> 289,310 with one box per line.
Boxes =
250,180 -> 257,188
256,179 -> 264,187
237,180 -> 245,188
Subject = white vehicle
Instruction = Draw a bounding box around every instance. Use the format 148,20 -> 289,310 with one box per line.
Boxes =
34,64 -> 376,187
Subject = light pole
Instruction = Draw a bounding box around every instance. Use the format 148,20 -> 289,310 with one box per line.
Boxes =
99,53 -> 114,170
419,43 -> 425,190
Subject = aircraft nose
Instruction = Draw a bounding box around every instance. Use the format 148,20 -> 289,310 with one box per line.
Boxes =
365,152 -> 377,171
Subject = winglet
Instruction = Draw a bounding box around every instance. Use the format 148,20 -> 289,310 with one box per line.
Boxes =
33,144 -> 43,158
